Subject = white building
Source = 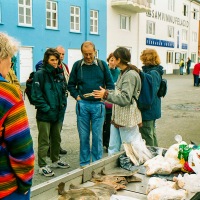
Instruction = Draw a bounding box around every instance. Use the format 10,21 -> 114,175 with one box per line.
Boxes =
107,0 -> 200,74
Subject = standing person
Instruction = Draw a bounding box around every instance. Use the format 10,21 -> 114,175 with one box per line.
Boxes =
55,45 -> 70,155
31,48 -> 69,177
139,48 -> 163,147
67,41 -> 114,166
93,47 -> 142,156
179,58 -> 184,75
0,32 -> 34,199
192,62 -> 200,86
103,53 -> 120,151
186,57 -> 191,75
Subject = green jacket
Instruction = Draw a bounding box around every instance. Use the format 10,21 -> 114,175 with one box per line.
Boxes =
31,64 -> 67,122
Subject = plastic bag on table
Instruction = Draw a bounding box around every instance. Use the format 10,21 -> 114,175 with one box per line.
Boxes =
188,149 -> 200,174
146,177 -> 176,194
147,186 -> 187,200
173,173 -> 200,193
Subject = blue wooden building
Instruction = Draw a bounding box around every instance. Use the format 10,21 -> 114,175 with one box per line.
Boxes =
0,0 -> 107,83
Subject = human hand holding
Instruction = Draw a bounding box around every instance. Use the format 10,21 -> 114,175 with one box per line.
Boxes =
93,86 -> 106,99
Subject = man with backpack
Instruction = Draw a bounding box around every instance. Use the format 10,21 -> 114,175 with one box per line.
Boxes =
67,41 -> 114,167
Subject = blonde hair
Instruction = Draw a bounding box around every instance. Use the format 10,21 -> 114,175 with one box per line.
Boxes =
140,48 -> 161,66
0,32 -> 20,60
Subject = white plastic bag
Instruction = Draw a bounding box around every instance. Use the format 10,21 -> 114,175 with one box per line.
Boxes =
188,149 -> 200,174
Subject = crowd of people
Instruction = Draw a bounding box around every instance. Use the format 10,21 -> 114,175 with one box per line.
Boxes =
0,32 -> 169,199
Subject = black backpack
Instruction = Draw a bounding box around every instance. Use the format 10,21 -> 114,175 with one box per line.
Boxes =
157,78 -> 167,98
24,72 -> 36,105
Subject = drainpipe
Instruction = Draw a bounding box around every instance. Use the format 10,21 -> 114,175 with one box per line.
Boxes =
85,0 -> 88,41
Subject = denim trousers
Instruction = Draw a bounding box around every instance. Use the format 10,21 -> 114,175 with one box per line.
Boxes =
139,120 -> 158,147
37,120 -> 62,167
180,66 -> 184,75
76,100 -> 105,166
2,189 -> 30,200
108,124 -> 140,156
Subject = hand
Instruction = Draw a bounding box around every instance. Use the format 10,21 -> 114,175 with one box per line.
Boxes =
76,96 -> 81,101
93,86 -> 106,99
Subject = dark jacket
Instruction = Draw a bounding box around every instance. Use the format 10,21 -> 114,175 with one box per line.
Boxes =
68,59 -> 114,101
141,65 -> 163,120
31,64 -> 67,122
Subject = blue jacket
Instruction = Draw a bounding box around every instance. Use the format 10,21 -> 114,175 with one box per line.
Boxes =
141,65 -> 163,120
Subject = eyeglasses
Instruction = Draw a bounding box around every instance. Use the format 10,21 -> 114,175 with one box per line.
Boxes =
11,62 -> 14,68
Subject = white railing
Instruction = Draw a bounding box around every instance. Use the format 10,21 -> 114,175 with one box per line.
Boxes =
111,0 -> 151,7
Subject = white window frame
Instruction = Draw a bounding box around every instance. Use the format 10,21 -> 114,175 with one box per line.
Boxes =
192,32 -> 197,42
183,4 -> 188,17
168,0 -> 174,12
182,29 -> 188,41
191,53 -> 196,63
18,0 -> 32,26
166,51 -> 173,64
193,8 -> 198,20
168,26 -> 174,38
70,6 -> 80,32
146,20 -> 155,35
46,0 -> 58,29
90,10 -> 98,34
120,14 -> 131,31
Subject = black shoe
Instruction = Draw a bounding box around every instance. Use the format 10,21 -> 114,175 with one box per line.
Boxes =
60,147 -> 67,155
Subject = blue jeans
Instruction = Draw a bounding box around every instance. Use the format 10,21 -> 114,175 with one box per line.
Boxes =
180,66 -> 184,75
108,124 -> 139,156
2,189 -> 30,200
76,100 -> 105,166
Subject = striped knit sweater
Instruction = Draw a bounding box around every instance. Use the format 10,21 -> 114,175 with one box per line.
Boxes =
0,76 -> 35,199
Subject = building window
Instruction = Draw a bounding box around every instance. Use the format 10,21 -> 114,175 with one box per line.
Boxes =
168,26 -> 174,38
193,8 -> 198,20
192,32 -> 197,42
0,3 -> 2,23
46,1 -> 57,29
18,0 -> 32,26
70,6 -> 80,32
183,4 -> 188,16
120,15 -> 131,31
168,0 -> 174,11
191,53 -> 196,63
90,10 -> 98,34
182,29 -> 187,41
146,20 -> 155,35
166,51 -> 173,64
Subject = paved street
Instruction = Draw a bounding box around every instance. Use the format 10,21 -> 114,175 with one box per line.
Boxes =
24,73 -> 200,186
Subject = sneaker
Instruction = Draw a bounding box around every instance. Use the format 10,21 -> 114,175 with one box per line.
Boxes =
39,165 -> 54,177
51,159 -> 70,169
59,147 -> 67,155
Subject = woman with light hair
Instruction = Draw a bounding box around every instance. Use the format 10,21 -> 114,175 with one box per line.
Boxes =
0,32 -> 34,200
139,48 -> 164,147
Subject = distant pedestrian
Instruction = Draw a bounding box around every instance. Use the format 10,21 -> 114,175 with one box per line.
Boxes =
68,41 -> 114,166
103,53 -> 120,151
179,59 -> 184,75
192,62 -> 200,86
0,32 -> 34,200
186,57 -> 191,75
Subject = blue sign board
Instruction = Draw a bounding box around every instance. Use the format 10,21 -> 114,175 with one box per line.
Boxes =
146,38 -> 174,48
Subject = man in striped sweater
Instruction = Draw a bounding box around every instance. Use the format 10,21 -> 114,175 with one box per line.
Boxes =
0,32 -> 34,200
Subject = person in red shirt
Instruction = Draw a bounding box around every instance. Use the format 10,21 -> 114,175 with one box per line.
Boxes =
192,62 -> 200,86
